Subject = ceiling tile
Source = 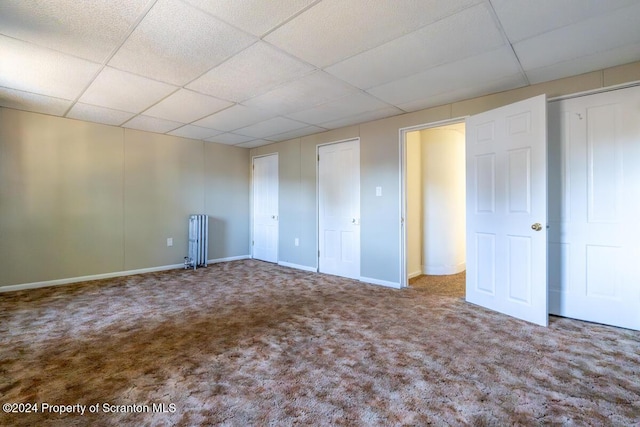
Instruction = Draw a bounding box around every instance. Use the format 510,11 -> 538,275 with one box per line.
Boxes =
0,86 -> 71,116
397,74 -> 527,112
286,92 -> 393,125
67,103 -> 135,126
192,104 -> 276,132
187,41 -> 315,102
205,132 -> 254,145
78,67 -> 177,113
122,115 -> 183,133
367,47 -> 522,106
266,125 -> 326,142
524,42 -> 640,84
183,0 -> 317,37
265,0 -> 481,67
318,106 -> 404,129
235,116 -> 308,138
143,89 -> 232,123
514,3 -> 640,73
243,70 -> 360,115
0,0 -> 151,62
168,125 -> 221,140
326,3 -> 504,89
235,139 -> 273,148
109,0 -> 257,86
492,0 -> 639,43
0,36 -> 100,100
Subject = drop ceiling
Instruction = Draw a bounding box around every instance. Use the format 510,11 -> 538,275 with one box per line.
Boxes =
1,0 -> 639,149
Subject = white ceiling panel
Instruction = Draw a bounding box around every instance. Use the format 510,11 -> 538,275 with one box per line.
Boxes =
0,86 -> 71,116
205,132 -> 254,145
367,47 -> 522,106
0,36 -> 100,100
235,116 -> 308,138
318,106 -> 404,129
286,92 -> 394,125
123,115 -> 183,134
243,70 -> 361,115
168,125 -> 221,140
514,3 -> 640,73
143,89 -> 232,123
492,0 -> 639,43
0,0 -> 151,63
397,74 -> 527,112
235,139 -> 273,149
192,104 -> 275,132
109,0 -> 257,86
266,125 -> 326,142
67,103 -> 135,126
265,0 -> 481,67
78,67 -> 177,114
183,0 -> 317,37
326,3 -> 505,89
186,41 -> 314,102
525,43 -> 640,84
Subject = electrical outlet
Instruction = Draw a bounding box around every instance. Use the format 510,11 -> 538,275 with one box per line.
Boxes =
294,238 -> 299,247
167,237 -> 173,247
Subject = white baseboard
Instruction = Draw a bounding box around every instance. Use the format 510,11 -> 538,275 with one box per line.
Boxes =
422,262 -> 466,275
0,255 -> 253,293
359,276 -> 402,289
0,263 -> 184,293
408,270 -> 423,279
208,255 -> 251,264
278,261 -> 317,272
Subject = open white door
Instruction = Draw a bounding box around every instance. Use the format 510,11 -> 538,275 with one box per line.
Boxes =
318,140 -> 360,279
253,154 -> 278,263
465,95 -> 548,326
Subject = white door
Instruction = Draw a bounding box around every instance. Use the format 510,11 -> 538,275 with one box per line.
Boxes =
318,140 -> 360,279
253,154 -> 278,263
466,95 -> 548,326
548,86 -> 640,330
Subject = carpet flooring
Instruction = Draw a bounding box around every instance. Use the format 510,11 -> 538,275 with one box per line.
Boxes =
0,260 -> 639,426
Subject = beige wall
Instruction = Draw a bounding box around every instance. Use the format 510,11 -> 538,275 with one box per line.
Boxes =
0,109 -> 250,288
420,126 -> 465,275
250,61 -> 640,285
405,131 -> 422,278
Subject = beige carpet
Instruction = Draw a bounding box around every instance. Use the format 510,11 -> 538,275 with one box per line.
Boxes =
1,260 -> 639,426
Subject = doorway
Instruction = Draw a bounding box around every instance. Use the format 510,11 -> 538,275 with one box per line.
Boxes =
401,121 -> 466,293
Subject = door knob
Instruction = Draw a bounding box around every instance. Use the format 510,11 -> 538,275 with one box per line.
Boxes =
531,223 -> 542,231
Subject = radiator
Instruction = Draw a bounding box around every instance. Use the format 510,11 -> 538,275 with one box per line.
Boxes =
185,214 -> 208,270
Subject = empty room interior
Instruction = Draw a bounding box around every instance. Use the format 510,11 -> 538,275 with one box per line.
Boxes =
1,1 -> 640,425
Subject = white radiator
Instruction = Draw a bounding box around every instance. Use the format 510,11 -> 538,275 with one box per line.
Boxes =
185,214 -> 208,270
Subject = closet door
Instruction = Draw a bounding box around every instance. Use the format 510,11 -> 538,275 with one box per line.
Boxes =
548,86 -> 640,330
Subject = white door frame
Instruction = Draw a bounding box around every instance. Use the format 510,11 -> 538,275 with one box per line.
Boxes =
251,153 -> 279,262
317,137 -> 361,277
399,118 -> 466,288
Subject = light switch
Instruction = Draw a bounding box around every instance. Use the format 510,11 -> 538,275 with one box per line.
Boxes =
294,238 -> 299,246
376,186 -> 382,197
167,237 -> 173,247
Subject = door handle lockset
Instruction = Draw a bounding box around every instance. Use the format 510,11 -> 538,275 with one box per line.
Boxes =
531,223 -> 542,231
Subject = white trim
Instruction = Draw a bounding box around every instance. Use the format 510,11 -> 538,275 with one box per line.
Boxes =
548,80 -> 640,102
359,276 -> 402,289
422,262 -> 466,276
278,261 -> 317,272
1,256 -> 253,293
208,255 -> 251,264
0,263 -> 184,293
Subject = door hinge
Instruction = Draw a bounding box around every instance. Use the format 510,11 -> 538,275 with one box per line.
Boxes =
317,154 -> 320,161
318,250 -> 320,257
252,240 -> 254,246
